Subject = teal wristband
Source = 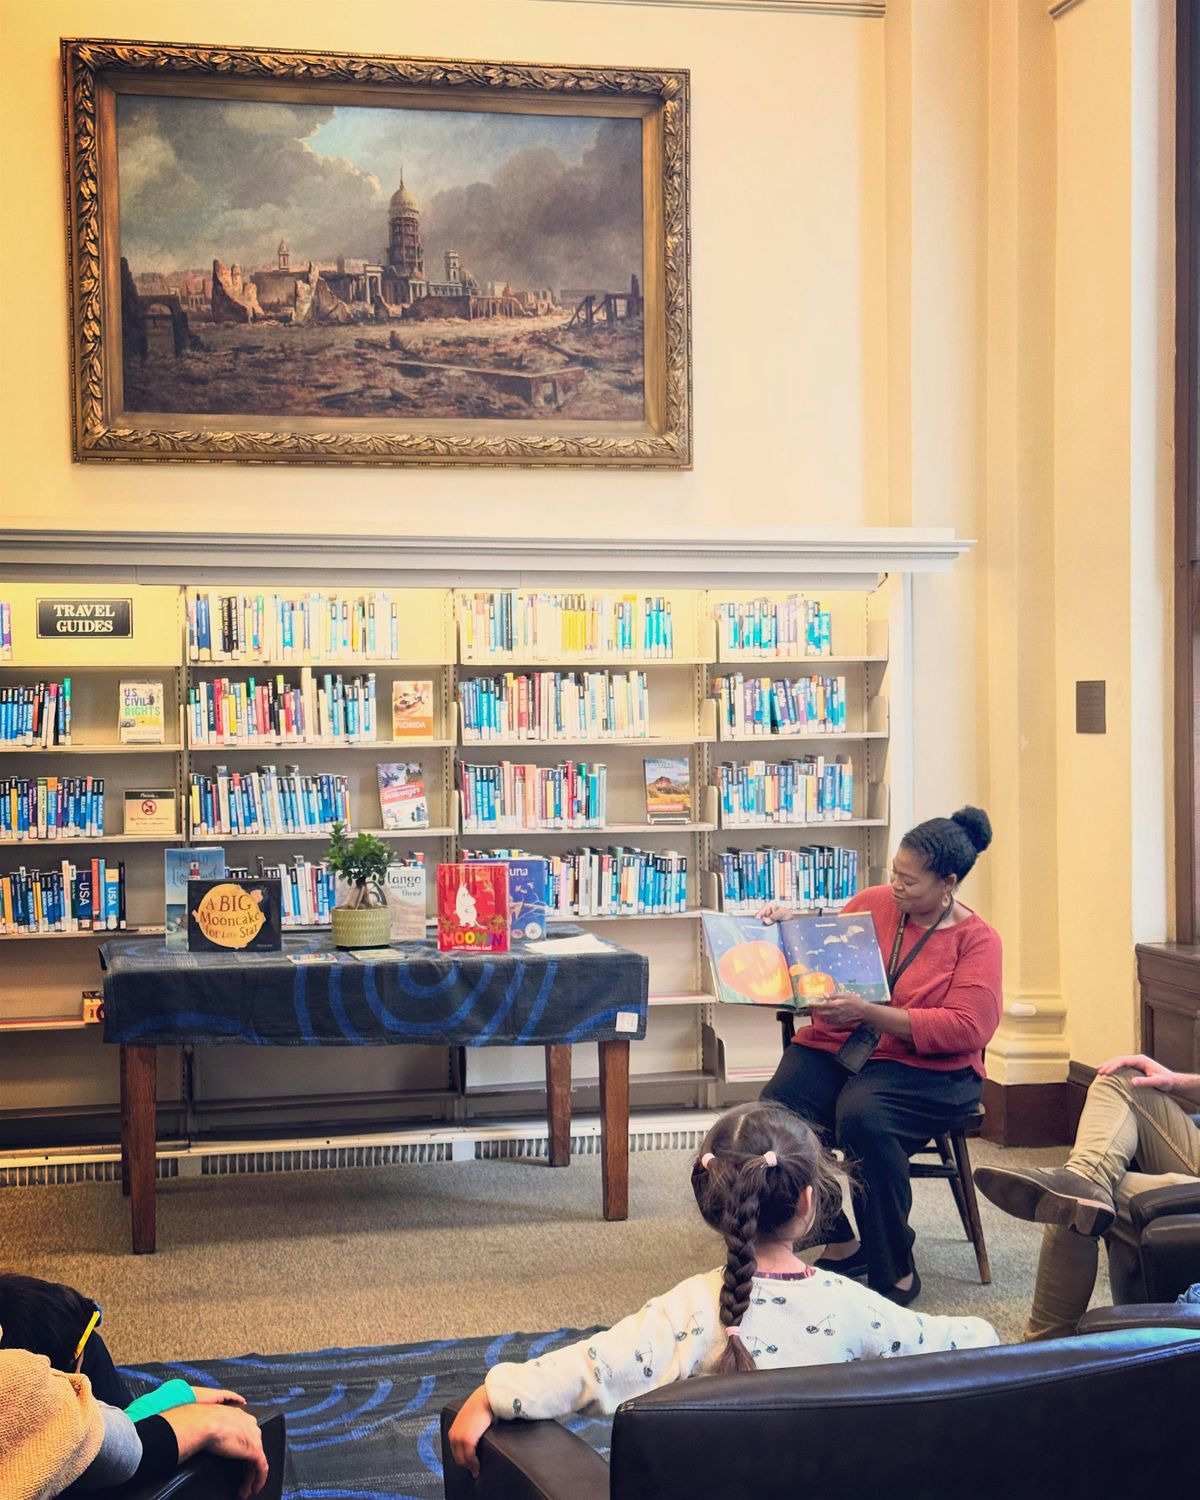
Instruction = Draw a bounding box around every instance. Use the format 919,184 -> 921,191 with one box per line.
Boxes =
125,1377 -> 197,1422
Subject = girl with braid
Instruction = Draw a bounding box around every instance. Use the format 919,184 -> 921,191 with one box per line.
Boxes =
448,1101 -> 995,1477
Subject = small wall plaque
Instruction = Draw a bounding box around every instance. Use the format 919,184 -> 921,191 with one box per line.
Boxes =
37,598 -> 132,638
1075,680 -> 1106,734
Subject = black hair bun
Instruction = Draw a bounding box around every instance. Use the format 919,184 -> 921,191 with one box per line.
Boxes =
951,806 -> 992,853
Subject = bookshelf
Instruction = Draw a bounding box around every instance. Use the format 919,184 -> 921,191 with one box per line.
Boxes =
0,579 -> 899,1139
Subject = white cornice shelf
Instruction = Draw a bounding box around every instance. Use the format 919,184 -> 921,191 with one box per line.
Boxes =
0,528 -> 973,591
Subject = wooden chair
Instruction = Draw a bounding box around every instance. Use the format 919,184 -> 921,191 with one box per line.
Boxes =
775,1012 -> 992,1284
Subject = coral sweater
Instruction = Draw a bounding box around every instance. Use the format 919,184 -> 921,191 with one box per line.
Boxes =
796,885 -> 1002,1077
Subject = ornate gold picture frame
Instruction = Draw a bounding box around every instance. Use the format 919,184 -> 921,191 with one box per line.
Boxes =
62,39 -> 690,467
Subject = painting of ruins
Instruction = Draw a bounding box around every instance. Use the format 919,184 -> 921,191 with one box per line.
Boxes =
63,42 -> 690,466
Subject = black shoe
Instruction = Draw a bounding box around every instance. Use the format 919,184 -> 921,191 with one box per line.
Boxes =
880,1268 -> 921,1307
973,1165 -> 1116,1237
814,1243 -> 869,1278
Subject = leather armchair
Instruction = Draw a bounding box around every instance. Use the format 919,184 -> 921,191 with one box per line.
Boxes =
110,1408 -> 285,1500
1105,1162 -> 1200,1303
441,1323 -> 1199,1500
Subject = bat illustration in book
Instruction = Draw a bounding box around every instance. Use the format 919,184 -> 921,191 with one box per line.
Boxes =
822,923 -> 866,946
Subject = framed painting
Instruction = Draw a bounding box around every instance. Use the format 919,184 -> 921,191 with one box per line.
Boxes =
62,39 -> 690,467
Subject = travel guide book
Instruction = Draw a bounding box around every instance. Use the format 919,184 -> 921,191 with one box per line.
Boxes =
644,756 -> 692,823
701,910 -> 889,1012
392,680 -> 435,739
377,762 -> 429,830
436,862 -> 510,952
164,846 -> 225,949
118,680 -> 165,744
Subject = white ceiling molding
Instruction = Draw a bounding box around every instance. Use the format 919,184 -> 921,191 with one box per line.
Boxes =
0,527 -> 972,592
526,0 -> 885,17
1048,0 -> 1088,19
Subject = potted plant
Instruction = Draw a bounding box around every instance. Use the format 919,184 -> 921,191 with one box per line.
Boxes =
325,822 -> 393,949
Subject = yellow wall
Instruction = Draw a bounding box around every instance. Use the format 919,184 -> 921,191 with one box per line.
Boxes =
0,0 -> 887,537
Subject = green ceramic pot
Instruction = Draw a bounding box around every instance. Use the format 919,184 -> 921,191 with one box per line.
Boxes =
330,904 -> 391,950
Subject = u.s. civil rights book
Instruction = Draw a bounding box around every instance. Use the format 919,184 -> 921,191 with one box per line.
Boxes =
701,910 -> 889,1012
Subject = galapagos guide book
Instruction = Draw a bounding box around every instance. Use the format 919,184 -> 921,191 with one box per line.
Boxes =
701,909 -> 889,1012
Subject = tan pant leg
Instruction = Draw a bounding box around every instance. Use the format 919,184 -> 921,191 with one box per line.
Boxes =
1025,1224 -> 1099,1340
1066,1070 -> 1200,1197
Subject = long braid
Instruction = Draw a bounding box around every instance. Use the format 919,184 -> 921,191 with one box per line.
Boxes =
717,1166 -> 765,1374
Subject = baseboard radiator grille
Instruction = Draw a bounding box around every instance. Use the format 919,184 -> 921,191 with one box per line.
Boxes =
0,1121 -> 712,1188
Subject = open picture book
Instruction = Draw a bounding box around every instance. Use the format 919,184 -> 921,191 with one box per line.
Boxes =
701,909 -> 890,1013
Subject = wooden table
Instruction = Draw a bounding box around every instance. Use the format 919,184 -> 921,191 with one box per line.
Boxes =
102,930 -> 648,1253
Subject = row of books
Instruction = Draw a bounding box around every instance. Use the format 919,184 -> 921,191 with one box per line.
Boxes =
1,681 -> 72,746
459,761 -> 608,832
714,597 -> 832,658
188,767 -> 352,838
711,674 -> 847,737
458,591 -> 675,660
716,755 -> 855,824
0,857 -> 126,934
715,845 -> 860,914
188,590 -> 403,662
188,671 -> 379,745
458,671 -> 651,741
1,777 -> 104,841
461,844 -> 689,917
226,852 -> 427,933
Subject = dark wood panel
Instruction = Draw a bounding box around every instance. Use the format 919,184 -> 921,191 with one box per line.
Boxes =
1137,942 -> 1200,1073
980,1081 -> 1074,1147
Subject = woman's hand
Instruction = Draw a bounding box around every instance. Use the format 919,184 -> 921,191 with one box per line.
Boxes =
161,1404 -> 268,1500
447,1385 -> 495,1479
808,993 -> 876,1029
756,901 -> 794,925
190,1386 -> 246,1406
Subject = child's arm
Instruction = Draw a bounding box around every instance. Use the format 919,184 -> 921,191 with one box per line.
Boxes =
841,1280 -> 998,1356
448,1271 -> 721,1474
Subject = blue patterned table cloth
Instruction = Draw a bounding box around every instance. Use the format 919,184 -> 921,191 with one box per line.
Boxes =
99,928 -> 648,1048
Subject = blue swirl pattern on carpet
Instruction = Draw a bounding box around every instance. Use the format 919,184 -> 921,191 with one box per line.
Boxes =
120,1329 -> 609,1500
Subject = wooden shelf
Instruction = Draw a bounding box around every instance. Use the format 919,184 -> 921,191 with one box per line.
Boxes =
460,657 -> 713,668
0,1015 -> 99,1032
0,924 -> 163,942
648,992 -> 713,1007
718,730 -> 888,742
466,1066 -> 718,1096
200,826 -> 455,842
188,658 -> 452,669
0,833 -> 180,846
462,822 -> 715,838
0,743 -> 183,755
569,909 -> 702,923
459,735 -> 714,748
715,653 -> 888,666
188,738 -> 455,751
718,818 -> 887,831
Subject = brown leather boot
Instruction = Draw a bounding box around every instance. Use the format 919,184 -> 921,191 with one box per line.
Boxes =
973,1165 -> 1116,1237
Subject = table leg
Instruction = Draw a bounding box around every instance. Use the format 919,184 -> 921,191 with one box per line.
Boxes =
122,1044 -> 158,1254
545,1044 -> 572,1167
119,1045 -> 131,1197
598,1038 -> 630,1221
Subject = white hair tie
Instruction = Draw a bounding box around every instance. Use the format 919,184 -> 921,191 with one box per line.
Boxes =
700,1152 -> 715,1169
762,1151 -> 778,1167
725,1326 -> 741,1337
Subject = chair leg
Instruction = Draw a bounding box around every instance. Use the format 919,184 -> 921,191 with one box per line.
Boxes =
934,1134 -> 974,1241
948,1131 -> 992,1285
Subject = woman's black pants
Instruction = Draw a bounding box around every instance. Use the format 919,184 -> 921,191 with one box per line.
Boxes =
761,1045 -> 981,1292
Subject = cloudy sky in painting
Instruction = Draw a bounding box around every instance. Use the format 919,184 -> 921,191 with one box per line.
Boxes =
116,95 -> 643,292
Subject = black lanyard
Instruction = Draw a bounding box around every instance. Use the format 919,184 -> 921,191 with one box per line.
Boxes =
886,901 -> 954,994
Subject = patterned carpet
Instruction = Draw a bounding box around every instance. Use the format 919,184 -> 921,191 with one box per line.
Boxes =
121,1329 -> 607,1500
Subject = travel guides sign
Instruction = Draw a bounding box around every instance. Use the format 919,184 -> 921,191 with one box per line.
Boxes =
37,598 -> 132,637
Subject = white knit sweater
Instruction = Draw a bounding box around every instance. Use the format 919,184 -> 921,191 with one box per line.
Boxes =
485,1266 -> 998,1421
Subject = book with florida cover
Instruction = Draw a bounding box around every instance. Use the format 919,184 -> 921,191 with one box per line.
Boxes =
392,680 -> 435,739
701,909 -> 889,1012
436,862 -> 510,952
377,762 -> 429,830
164,846 -> 225,949
644,756 -> 692,823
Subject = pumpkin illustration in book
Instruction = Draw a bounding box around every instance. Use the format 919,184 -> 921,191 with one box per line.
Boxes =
717,940 -> 792,1005
436,863 -> 510,953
